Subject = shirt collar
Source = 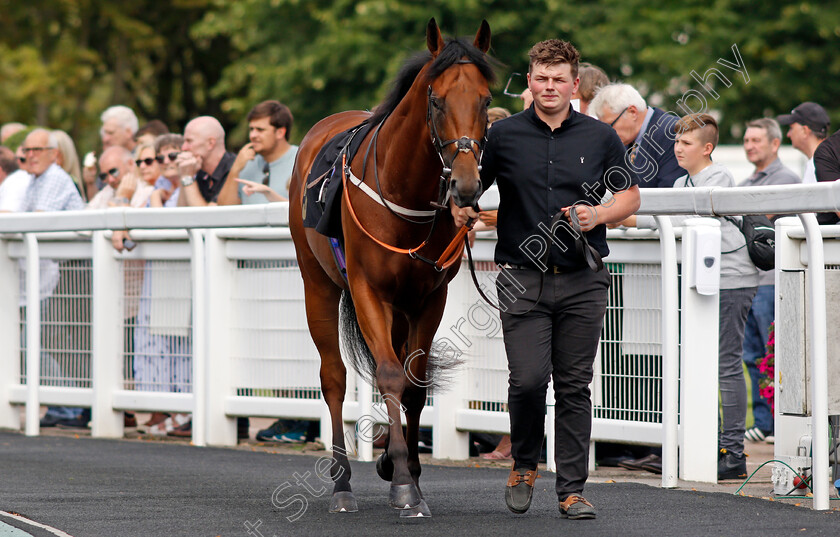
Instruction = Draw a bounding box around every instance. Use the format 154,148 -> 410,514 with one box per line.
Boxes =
751,157 -> 783,180
34,162 -> 60,180
633,106 -> 655,147
526,102 -> 579,131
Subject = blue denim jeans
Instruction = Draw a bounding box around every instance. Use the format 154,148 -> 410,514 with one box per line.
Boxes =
741,285 -> 774,433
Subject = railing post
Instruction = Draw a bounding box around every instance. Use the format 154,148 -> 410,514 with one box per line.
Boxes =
799,213 -> 830,510
204,230 -> 237,446
431,269 -> 470,460
189,229 -> 207,447
656,216 -> 680,488
678,219 -> 720,483
24,234 -> 40,436
91,231 -> 124,438
0,237 -> 20,430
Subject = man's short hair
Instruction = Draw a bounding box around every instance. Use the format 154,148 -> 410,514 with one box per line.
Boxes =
247,100 -> 294,141
589,83 -> 647,117
0,146 -> 18,175
100,145 -> 134,165
0,123 -> 26,142
528,39 -> 580,78
135,119 -> 169,141
745,118 -> 782,143
577,63 -> 609,103
676,113 -> 719,149
27,128 -> 59,149
155,133 -> 185,153
101,105 -> 139,134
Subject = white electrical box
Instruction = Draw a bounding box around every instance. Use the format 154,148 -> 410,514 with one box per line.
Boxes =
687,224 -> 721,296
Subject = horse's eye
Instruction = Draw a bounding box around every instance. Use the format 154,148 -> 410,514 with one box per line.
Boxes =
485,97 -> 492,108
430,97 -> 443,110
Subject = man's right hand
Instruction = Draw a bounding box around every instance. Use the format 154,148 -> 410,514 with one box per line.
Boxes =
450,200 -> 479,228
234,143 -> 257,169
176,152 -> 201,178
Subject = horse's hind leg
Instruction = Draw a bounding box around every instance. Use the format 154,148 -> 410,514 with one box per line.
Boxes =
302,274 -> 357,513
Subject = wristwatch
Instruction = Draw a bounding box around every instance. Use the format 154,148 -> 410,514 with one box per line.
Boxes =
181,175 -> 195,187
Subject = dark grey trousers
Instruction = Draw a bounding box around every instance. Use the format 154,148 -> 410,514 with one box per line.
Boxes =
497,265 -> 610,500
718,286 -> 757,457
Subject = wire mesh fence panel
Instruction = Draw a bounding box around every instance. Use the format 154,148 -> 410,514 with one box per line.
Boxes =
456,261 -> 509,414
122,260 -> 193,392
595,262 -> 664,423
19,259 -> 92,387
230,260 -> 321,399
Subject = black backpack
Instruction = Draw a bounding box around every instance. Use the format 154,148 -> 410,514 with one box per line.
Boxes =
725,215 -> 775,271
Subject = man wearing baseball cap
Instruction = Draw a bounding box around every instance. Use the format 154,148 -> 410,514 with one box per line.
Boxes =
777,101 -> 830,183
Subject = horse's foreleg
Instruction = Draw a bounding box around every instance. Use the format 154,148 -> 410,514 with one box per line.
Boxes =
399,287 -> 449,518
350,285 -> 422,510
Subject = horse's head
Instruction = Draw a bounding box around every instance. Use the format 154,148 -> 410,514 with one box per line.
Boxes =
425,19 -> 492,209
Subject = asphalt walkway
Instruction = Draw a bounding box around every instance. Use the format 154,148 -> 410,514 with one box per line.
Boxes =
1,429 -> 839,536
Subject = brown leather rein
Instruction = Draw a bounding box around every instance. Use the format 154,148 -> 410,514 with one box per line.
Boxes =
340,153 -> 472,272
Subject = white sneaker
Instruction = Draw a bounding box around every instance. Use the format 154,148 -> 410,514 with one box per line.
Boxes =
745,427 -> 769,442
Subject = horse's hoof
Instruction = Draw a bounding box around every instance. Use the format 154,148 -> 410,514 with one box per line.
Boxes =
329,491 -> 358,513
399,499 -> 432,518
389,483 -> 421,509
376,452 -> 394,482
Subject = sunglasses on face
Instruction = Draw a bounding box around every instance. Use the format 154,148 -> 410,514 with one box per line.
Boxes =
155,152 -> 180,163
135,158 -> 156,167
97,168 -> 120,182
262,162 -> 271,186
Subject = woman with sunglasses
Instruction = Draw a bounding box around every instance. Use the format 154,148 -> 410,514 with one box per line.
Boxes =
148,134 -> 184,208
128,133 -> 192,436
111,142 -> 158,211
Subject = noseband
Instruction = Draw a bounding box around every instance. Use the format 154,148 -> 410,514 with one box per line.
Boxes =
425,60 -> 488,210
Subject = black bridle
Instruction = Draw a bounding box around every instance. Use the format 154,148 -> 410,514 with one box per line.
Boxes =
425,64 -> 488,210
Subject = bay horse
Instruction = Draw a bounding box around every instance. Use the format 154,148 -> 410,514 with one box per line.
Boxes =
288,18 -> 493,516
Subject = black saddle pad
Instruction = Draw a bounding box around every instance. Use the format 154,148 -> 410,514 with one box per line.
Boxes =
302,120 -> 374,238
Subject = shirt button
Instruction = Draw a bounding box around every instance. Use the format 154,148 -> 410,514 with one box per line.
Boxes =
549,160 -> 553,164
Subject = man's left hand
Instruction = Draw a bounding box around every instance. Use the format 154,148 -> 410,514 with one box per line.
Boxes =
562,204 -> 599,232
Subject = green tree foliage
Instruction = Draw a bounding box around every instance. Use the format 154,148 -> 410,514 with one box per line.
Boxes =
2,0 -> 839,151
0,0 -> 232,153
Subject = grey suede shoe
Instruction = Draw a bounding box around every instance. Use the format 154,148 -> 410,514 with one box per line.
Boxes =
559,494 -> 597,519
505,465 -> 538,514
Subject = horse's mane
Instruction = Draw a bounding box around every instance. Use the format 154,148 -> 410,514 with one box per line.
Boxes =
369,37 -> 496,126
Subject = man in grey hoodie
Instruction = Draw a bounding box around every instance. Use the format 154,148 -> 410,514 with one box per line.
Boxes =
617,113 -> 758,480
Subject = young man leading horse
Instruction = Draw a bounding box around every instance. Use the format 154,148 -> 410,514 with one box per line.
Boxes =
452,39 -> 641,519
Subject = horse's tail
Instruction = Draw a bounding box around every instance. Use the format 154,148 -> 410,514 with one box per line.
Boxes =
339,290 -> 377,383
422,338 -> 463,392
338,290 -> 462,391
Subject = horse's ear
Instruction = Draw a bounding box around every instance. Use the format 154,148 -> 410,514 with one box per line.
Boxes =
473,19 -> 491,53
427,17 -> 445,58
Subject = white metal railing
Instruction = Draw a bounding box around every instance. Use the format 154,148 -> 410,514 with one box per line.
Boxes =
0,182 -> 838,509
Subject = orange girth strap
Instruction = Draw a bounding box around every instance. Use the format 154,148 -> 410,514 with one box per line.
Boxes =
340,154 -> 468,271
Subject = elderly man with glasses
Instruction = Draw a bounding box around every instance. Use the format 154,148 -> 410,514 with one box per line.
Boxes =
590,83 -> 684,189
19,129 -> 88,429
20,129 -> 85,213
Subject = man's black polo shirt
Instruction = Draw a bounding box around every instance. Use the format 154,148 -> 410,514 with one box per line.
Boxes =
480,104 -> 637,270
196,151 -> 236,203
